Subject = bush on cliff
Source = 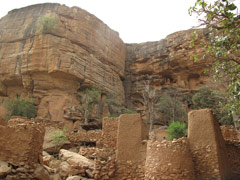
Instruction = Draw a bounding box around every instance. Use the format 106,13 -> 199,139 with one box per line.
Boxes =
3,98 -> 37,121
37,16 -> 57,34
167,121 -> 187,141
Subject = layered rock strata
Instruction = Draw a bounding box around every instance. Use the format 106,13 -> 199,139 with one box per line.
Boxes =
0,3 -> 125,126
0,3 -> 220,128
124,29 -> 217,125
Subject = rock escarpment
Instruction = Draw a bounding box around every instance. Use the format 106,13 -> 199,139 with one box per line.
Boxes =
124,29 -> 218,124
0,3 -> 217,127
0,3 -> 125,127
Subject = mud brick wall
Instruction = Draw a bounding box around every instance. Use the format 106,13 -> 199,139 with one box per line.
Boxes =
145,138 -> 195,180
116,114 -> 148,162
188,109 -> 231,180
225,141 -> 240,178
79,147 -> 97,159
114,114 -> 148,180
220,126 -> 240,178
0,118 -> 45,165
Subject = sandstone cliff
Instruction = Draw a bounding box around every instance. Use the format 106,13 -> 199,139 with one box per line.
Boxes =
0,3 -> 125,127
0,3 -> 218,127
124,29 -> 217,124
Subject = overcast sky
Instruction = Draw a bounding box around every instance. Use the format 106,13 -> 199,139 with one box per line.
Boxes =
0,0 -> 199,43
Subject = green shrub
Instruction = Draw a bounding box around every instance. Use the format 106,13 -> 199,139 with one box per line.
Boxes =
37,16 -> 57,34
167,121 -> 187,141
3,98 -> 37,121
52,129 -> 68,147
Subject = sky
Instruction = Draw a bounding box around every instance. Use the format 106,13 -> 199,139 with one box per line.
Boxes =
0,0 -> 200,43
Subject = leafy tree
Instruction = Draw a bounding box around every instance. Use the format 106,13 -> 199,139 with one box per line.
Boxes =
37,16 -> 57,34
189,0 -> 240,128
79,88 -> 101,124
192,86 -> 233,125
157,93 -> 187,125
167,121 -> 187,141
3,98 -> 37,121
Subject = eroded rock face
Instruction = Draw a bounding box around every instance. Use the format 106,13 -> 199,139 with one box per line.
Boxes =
124,29 -> 219,124
0,3 -> 126,125
0,3 -> 220,128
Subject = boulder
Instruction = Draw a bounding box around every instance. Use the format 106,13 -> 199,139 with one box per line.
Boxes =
42,151 -> 54,166
59,161 -> 71,177
33,164 -> 50,180
0,161 -> 11,178
59,149 -> 94,168
49,159 -> 61,170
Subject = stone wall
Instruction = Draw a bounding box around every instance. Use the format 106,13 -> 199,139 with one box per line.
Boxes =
0,117 -> 45,165
221,125 -> 239,141
99,117 -> 119,150
68,130 -> 102,145
188,109 -> 231,180
145,138 -> 195,180
115,161 -> 146,180
91,114 -> 148,180
92,117 -> 119,180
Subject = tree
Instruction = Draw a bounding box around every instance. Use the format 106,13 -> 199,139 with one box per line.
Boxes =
192,86 -> 233,125
79,88 -> 101,124
3,98 -> 37,121
189,0 -> 240,128
157,92 -> 187,125
37,16 -> 57,34
142,79 -> 158,132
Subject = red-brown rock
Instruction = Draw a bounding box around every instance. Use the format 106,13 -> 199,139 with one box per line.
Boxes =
0,3 -> 126,125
